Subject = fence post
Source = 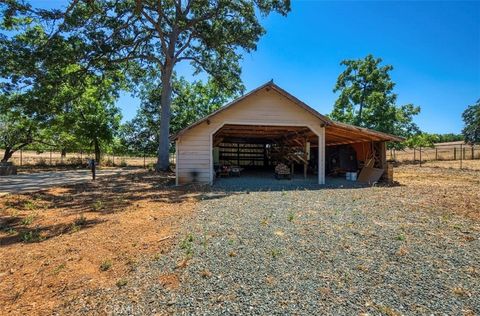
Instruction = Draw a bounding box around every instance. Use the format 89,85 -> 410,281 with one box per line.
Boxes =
413,148 -> 416,162
435,148 -> 438,160
460,144 -> 463,169
419,147 -> 422,167
472,146 -> 474,160
143,151 -> 146,168
20,149 -> 23,166
453,147 -> 456,160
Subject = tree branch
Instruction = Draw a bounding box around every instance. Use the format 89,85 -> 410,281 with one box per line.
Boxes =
140,8 -> 168,54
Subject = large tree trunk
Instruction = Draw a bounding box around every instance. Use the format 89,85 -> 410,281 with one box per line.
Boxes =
1,147 -> 14,162
156,66 -> 173,171
94,138 -> 101,163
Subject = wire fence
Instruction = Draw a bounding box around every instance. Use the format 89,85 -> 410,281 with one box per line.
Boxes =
6,149 -> 176,168
389,144 -> 480,170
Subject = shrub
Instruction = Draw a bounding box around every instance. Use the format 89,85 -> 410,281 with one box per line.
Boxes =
35,158 -> 47,166
119,159 -> 127,167
180,233 -> 194,256
23,200 -> 37,210
21,214 -> 35,226
2,226 -> 17,235
75,214 -> 87,226
53,263 -> 66,275
20,229 -> 43,243
103,158 -> 114,167
116,279 -> 128,288
99,260 -> 112,271
66,157 -> 83,166
270,248 -> 281,258
92,200 -> 104,211
287,212 -> 295,222
70,223 -> 81,233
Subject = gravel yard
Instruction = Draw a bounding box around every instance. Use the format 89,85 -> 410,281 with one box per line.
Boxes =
62,165 -> 480,315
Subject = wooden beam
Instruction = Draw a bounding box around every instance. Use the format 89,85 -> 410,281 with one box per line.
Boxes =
326,126 -> 383,142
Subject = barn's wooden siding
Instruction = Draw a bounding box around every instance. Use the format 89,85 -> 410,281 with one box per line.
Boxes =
176,88 -> 326,184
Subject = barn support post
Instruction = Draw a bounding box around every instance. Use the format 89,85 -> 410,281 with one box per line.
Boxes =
379,142 -> 387,170
303,137 -> 308,179
318,127 -> 325,185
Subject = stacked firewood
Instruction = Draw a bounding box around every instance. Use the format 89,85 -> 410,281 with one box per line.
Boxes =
275,163 -> 290,175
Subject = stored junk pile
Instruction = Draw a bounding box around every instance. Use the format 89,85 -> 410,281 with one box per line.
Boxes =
275,163 -> 291,180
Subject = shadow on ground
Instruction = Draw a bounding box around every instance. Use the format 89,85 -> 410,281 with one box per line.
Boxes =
0,171 -> 213,247
211,171 -> 402,192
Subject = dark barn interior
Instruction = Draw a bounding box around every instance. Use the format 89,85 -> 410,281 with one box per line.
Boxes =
211,123 -> 393,184
213,124 -> 319,179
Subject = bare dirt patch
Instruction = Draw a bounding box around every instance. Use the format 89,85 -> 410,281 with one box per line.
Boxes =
0,171 -> 201,315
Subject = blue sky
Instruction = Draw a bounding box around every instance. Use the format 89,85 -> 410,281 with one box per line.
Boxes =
43,1 -> 480,134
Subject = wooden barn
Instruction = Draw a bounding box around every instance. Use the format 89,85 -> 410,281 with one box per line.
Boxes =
171,81 -> 403,185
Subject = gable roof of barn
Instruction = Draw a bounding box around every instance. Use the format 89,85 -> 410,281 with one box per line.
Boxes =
171,81 -> 404,142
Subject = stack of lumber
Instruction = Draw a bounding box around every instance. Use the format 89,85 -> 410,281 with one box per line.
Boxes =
275,163 -> 290,175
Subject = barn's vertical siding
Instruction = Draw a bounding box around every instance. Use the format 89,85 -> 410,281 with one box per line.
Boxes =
176,88 -> 326,185
176,124 -> 213,184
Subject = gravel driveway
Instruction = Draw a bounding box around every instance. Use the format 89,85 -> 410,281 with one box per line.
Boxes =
65,185 -> 480,315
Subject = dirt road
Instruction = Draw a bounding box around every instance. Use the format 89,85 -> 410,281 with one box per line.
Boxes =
0,168 -> 139,195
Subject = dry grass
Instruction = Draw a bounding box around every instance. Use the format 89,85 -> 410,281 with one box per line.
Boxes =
5,149 -> 173,169
394,163 -> 480,220
392,145 -> 480,162
0,171 -> 201,315
407,159 -> 480,171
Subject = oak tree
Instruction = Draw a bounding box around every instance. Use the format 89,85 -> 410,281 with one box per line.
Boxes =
462,99 -> 480,144
331,54 -> 420,140
63,0 -> 290,170
121,77 -> 240,155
